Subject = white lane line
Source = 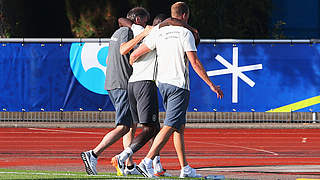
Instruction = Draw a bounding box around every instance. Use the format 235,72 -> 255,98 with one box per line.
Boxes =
188,140 -> 279,156
28,128 -> 104,135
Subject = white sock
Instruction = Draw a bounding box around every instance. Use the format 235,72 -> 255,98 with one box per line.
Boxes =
153,156 -> 163,172
119,147 -> 133,163
182,164 -> 191,172
143,157 -> 153,168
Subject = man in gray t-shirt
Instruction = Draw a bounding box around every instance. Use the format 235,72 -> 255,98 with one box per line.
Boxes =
105,27 -> 133,91
80,7 -> 150,176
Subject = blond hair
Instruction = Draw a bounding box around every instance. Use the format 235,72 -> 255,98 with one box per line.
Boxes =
171,2 -> 189,18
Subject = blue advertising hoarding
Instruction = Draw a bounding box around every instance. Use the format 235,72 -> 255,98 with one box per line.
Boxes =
0,42 -> 319,112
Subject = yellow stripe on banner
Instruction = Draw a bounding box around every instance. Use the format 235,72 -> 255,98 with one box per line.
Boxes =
267,95 -> 320,112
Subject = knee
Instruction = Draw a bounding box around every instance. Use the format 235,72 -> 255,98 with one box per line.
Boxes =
143,123 -> 160,137
154,123 -> 160,135
117,125 -> 130,135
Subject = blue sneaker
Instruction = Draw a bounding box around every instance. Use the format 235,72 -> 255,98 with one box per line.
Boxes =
80,150 -> 98,175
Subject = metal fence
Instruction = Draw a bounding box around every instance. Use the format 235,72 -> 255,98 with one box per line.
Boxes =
0,111 -> 318,124
0,38 -> 319,44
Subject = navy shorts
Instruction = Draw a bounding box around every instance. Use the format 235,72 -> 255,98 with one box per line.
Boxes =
158,83 -> 190,129
107,88 -> 133,127
128,80 -> 159,125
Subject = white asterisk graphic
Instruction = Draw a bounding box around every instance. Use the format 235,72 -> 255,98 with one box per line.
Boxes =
207,47 -> 263,103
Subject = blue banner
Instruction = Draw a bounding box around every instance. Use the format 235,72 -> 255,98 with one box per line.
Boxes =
0,42 -> 319,112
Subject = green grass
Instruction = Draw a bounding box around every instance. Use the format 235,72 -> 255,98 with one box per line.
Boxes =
0,169 -> 195,179
0,169 -> 236,179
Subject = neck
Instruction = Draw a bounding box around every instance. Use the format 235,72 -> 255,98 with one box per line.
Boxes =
172,16 -> 185,23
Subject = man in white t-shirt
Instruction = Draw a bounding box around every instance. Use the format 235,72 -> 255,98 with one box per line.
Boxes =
130,2 -> 223,178
111,14 -> 169,177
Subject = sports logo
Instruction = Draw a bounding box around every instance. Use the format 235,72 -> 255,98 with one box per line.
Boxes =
207,47 -> 263,103
69,42 -> 109,95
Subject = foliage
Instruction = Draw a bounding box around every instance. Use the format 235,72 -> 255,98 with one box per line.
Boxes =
185,0 -> 272,39
64,0 -> 156,38
0,0 -> 23,37
272,20 -> 286,39
0,0 -> 273,38
65,0 -> 115,38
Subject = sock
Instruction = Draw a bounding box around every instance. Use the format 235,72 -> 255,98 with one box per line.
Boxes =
153,156 -> 163,172
119,147 -> 133,163
126,165 -> 134,170
143,157 -> 153,168
91,150 -> 98,158
182,164 -> 191,172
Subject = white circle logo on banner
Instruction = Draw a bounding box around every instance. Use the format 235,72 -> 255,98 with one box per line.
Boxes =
69,42 -> 109,95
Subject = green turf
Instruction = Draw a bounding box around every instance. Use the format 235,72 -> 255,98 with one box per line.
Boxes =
0,168 -> 200,179
0,168 -> 238,179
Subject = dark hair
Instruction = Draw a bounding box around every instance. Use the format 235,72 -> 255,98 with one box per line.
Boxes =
152,13 -> 168,26
126,7 -> 150,23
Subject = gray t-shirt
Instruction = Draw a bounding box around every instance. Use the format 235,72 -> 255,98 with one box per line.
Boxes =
105,27 -> 133,90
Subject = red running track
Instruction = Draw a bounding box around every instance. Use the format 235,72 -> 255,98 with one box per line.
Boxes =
1,128 -> 320,171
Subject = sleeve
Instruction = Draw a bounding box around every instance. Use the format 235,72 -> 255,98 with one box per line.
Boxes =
131,24 -> 145,37
144,27 -> 157,51
119,28 -> 133,44
183,30 -> 197,52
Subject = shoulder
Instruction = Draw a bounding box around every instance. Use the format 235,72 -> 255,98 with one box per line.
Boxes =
160,25 -> 190,32
131,24 -> 144,35
114,27 -> 132,35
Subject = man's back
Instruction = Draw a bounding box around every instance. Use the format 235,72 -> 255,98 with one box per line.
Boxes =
145,26 -> 196,90
105,27 -> 133,91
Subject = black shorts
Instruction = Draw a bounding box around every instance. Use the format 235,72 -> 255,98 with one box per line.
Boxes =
128,80 -> 159,125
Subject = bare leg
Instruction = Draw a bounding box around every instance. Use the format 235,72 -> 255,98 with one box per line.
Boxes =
93,125 -> 130,156
149,137 -> 160,156
130,122 -> 160,153
173,124 -> 188,168
123,123 -> 137,166
146,126 -> 175,159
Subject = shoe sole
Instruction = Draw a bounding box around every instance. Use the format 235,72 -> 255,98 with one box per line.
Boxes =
111,156 -> 124,176
80,152 -> 96,175
136,164 -> 150,178
155,170 -> 171,177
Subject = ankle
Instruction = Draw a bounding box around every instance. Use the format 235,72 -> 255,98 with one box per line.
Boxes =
143,157 -> 153,167
91,150 -> 98,158
182,164 -> 191,171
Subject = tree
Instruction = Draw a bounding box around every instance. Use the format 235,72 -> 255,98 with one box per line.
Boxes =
0,0 -> 272,38
65,0 -> 131,38
0,0 -> 72,38
0,0 -> 24,37
186,0 -> 272,39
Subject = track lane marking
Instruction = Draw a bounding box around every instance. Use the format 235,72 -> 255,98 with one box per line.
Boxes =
188,140 -> 279,155
28,128 -> 104,135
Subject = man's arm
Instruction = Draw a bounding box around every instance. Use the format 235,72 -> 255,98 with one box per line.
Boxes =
129,44 -> 152,65
118,17 -> 133,28
159,18 -> 200,46
186,51 -> 223,99
120,25 -> 152,55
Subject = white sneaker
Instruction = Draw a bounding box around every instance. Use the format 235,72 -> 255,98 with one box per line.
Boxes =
124,163 -> 140,175
153,156 -> 171,177
111,155 -> 125,176
180,166 -> 202,178
136,160 -> 155,178
80,150 -> 98,175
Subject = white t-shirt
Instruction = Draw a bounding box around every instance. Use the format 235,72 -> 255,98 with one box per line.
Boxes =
144,26 -> 197,90
131,24 -> 144,37
128,25 -> 159,82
